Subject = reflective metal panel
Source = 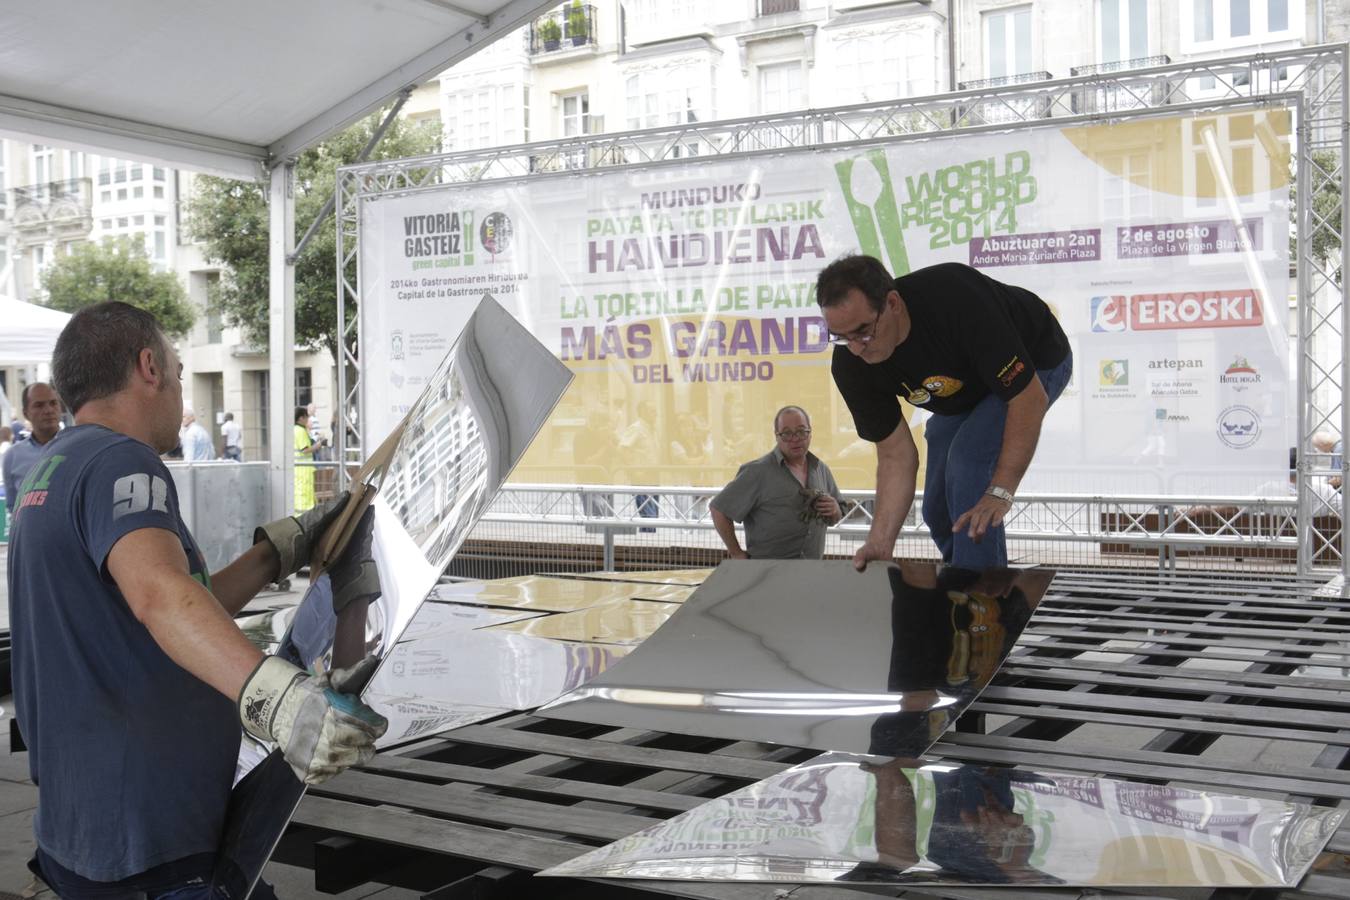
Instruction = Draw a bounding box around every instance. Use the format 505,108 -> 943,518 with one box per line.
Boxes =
540,561 -> 1050,757
433,576 -> 693,612
221,295 -> 573,897
399,601 -> 542,642
365,694 -> 506,749
486,599 -> 681,645
368,631 -> 629,710
565,568 -> 713,586
540,754 -> 1344,888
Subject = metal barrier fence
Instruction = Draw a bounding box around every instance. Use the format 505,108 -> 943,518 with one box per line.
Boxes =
448,483 -> 1316,580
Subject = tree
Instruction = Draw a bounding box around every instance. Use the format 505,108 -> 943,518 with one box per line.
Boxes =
187,110 -> 441,360
41,236 -> 195,336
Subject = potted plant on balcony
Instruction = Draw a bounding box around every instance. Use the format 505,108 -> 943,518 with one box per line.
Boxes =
566,0 -> 589,46
538,16 -> 561,51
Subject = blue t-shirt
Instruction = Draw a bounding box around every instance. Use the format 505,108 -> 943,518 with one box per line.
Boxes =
7,424 -> 240,881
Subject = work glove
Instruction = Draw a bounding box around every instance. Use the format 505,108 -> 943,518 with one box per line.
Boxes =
238,655 -> 388,784
254,491 -> 351,581
328,506 -> 381,614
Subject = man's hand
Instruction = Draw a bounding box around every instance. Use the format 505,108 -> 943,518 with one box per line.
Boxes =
852,539 -> 894,571
813,494 -> 842,523
727,547 -> 749,560
254,490 -> 351,580
238,655 -> 387,785
952,492 -> 1013,543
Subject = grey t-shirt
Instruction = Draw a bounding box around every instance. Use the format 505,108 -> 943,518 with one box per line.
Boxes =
8,424 -> 238,880
711,448 -> 843,559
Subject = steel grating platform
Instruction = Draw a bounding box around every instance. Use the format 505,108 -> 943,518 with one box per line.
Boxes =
278,566 -> 1350,899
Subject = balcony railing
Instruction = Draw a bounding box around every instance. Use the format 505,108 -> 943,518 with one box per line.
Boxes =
958,71 -> 1054,91
10,178 -> 92,210
757,0 -> 799,14
527,5 -> 596,55
1071,55 -> 1172,76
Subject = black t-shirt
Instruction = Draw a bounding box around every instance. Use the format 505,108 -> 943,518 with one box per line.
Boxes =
832,262 -> 1070,441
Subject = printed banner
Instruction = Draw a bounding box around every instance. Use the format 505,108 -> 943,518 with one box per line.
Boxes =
359,106 -> 1293,493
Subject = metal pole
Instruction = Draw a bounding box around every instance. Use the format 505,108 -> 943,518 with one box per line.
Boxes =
1296,97 -> 1313,576
604,527 -> 615,572
268,162 -> 297,521
1340,44 -> 1350,581
336,171 -> 349,491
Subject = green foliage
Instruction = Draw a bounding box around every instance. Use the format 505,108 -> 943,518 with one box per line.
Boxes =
187,110 -> 441,359
1293,149 -> 1343,282
567,1 -> 588,39
538,16 -> 561,43
40,236 -> 195,336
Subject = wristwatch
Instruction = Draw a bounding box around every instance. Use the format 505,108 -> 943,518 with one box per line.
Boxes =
984,485 -> 1015,505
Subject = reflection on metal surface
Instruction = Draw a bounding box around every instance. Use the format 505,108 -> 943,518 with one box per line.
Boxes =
369,631 -> 629,710
366,694 -> 506,749
540,561 -> 1050,757
221,295 -> 573,897
235,607 -> 295,651
540,754 -> 1344,888
433,576 -> 693,612
565,568 -> 713,586
486,599 -> 680,645
399,600 -> 543,642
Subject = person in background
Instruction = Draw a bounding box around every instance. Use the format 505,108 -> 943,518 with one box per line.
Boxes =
8,301 -> 385,898
0,425 -> 12,459
220,412 -> 243,461
711,406 -> 844,559
179,412 -> 213,461
3,383 -> 63,514
294,406 -> 321,512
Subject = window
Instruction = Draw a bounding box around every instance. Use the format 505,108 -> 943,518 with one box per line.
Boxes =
295,367 -> 313,408
153,186 -> 164,199
1194,0 -> 1214,38
0,144 -> 6,220
1268,0 -> 1287,29
1231,0 -> 1250,35
1102,151 -> 1153,221
560,91 -> 590,137
133,186 -> 144,199
205,273 -> 223,344
251,370 -> 270,455
443,83 -> 522,150
101,191 -> 111,203
117,188 -> 127,201
1100,0 -> 1148,63
758,61 -> 804,114
984,6 -> 1032,80
625,65 -> 711,131
33,245 -> 46,275
65,150 -> 85,180
30,144 -> 53,184
153,167 -> 166,181
833,30 -> 935,104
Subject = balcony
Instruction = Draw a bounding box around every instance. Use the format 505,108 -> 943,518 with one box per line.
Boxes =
527,5 -> 596,56
958,71 -> 1054,91
8,178 -> 94,239
1070,55 -> 1171,76
757,0 -> 799,13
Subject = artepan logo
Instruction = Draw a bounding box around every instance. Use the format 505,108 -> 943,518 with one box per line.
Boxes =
1090,291 -> 1264,332
1090,296 -> 1127,332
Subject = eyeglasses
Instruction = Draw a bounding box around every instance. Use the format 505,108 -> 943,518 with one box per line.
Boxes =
826,308 -> 883,346
776,428 -> 812,441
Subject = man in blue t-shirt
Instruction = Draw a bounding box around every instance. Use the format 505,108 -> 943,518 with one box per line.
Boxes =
7,302 -> 387,897
2,382 -> 63,513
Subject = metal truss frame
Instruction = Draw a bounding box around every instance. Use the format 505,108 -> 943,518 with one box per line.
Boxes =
336,43 -> 1349,575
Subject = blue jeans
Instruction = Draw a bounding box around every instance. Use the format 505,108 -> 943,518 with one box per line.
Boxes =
31,849 -> 276,900
922,353 -> 1073,569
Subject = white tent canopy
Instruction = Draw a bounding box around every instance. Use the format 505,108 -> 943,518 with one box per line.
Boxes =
0,298 -> 69,366
0,0 -> 551,178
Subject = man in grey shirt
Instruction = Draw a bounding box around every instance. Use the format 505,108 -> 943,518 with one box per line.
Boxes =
711,406 -> 844,559
3,383 -> 62,513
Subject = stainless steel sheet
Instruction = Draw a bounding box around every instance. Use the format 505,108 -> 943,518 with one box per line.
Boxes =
221,295 -> 572,896
539,561 -> 1051,757
540,754 -> 1344,888
485,599 -> 681,645
432,576 -> 693,612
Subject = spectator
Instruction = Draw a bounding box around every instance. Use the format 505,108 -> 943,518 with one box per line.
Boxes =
220,412 -> 244,461
3,383 -> 64,514
179,412 -> 213,461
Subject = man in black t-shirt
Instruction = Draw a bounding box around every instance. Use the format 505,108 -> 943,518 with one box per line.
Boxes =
817,256 -> 1072,569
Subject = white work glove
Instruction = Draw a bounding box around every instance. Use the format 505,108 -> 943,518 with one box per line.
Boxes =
238,655 -> 387,784
254,490 -> 351,580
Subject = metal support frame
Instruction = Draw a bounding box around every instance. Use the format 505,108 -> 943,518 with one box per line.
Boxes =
336,45 -> 1350,572
268,162 -> 296,521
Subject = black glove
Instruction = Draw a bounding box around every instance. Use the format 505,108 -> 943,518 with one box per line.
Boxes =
328,505 -> 381,614
255,490 -> 351,580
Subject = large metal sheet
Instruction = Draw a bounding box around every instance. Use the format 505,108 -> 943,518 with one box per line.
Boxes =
540,753 -> 1344,888
217,295 -> 572,896
539,561 -> 1050,757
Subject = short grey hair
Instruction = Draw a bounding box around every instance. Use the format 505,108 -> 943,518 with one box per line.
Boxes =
773,405 -> 811,431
